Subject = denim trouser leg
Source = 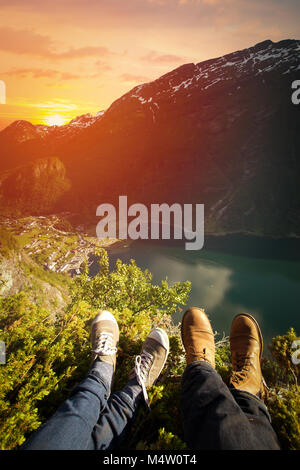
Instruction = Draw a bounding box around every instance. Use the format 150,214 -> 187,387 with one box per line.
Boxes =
22,361 -> 114,450
22,361 -> 143,450
181,361 -> 280,450
92,378 -> 143,450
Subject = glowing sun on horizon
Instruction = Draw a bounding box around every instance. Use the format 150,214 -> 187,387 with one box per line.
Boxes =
43,114 -> 68,126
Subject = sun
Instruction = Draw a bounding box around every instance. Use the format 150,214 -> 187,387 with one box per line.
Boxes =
43,114 -> 68,126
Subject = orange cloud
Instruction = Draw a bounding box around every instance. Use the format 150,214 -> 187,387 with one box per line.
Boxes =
0,26 -> 115,59
140,51 -> 186,64
1,68 -> 82,80
121,73 -> 151,83
0,26 -> 54,56
53,46 -> 113,59
94,60 -> 113,71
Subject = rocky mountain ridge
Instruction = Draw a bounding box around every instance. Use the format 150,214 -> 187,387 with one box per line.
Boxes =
0,39 -> 299,236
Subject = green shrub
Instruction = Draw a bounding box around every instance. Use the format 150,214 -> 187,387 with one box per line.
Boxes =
262,328 -> 300,450
136,427 -> 187,450
267,328 -> 300,386
0,248 -> 299,450
0,249 -> 190,450
266,386 -> 300,450
0,292 -> 95,449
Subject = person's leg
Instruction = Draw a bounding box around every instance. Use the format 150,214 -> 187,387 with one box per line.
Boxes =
22,317 -> 170,451
91,377 -> 143,450
22,360 -> 113,450
181,307 -> 232,450
92,328 -> 170,450
228,313 -> 280,448
180,308 -> 280,450
22,310 -> 119,450
181,360 -> 280,449
230,388 -> 280,449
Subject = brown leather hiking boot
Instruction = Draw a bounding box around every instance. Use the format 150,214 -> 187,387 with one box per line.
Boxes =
90,310 -> 119,371
229,313 -> 267,398
181,307 -> 215,368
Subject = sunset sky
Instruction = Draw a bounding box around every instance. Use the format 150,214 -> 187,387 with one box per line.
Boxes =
0,0 -> 299,130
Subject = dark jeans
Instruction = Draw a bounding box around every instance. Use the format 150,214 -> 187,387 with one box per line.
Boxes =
22,361 -> 143,450
22,360 -> 280,450
181,361 -> 280,450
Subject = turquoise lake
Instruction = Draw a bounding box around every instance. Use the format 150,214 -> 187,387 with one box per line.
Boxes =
93,234 -> 300,349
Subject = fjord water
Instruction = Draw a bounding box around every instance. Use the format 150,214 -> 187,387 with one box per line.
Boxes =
103,235 -> 300,348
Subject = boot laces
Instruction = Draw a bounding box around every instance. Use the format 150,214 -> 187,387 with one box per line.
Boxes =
199,347 -> 208,361
134,350 -> 153,409
93,331 -> 117,356
231,352 -> 253,384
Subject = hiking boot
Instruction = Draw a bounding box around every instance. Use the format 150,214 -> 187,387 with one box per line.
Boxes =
130,328 -> 169,408
181,307 -> 215,368
229,313 -> 267,398
90,310 -> 119,370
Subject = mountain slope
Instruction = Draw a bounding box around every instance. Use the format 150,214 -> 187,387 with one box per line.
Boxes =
0,39 -> 300,235
0,156 -> 71,215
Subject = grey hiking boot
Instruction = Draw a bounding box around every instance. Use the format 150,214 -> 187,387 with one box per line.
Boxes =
130,328 -> 169,408
90,310 -> 119,371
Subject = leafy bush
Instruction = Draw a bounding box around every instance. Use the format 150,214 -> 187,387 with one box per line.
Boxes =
0,248 -> 299,450
70,248 -> 190,318
267,328 -> 300,386
266,386 -> 300,450
262,329 -> 300,450
0,293 -> 94,449
136,427 -> 187,450
0,249 -> 190,450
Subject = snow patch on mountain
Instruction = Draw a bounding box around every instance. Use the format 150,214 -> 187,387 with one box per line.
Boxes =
128,39 -> 300,106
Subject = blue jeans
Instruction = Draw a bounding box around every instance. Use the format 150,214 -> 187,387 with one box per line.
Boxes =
181,361 -> 280,450
22,361 -> 143,450
22,360 -> 280,450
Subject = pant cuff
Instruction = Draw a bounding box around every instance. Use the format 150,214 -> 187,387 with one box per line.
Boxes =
183,360 -> 215,376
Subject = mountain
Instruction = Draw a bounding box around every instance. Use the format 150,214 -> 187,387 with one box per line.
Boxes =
0,39 -> 300,236
0,111 -> 105,172
0,157 -> 71,215
35,110 -> 105,139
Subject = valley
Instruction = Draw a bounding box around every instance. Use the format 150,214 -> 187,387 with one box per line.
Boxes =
0,214 -> 119,315
0,214 -> 118,276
